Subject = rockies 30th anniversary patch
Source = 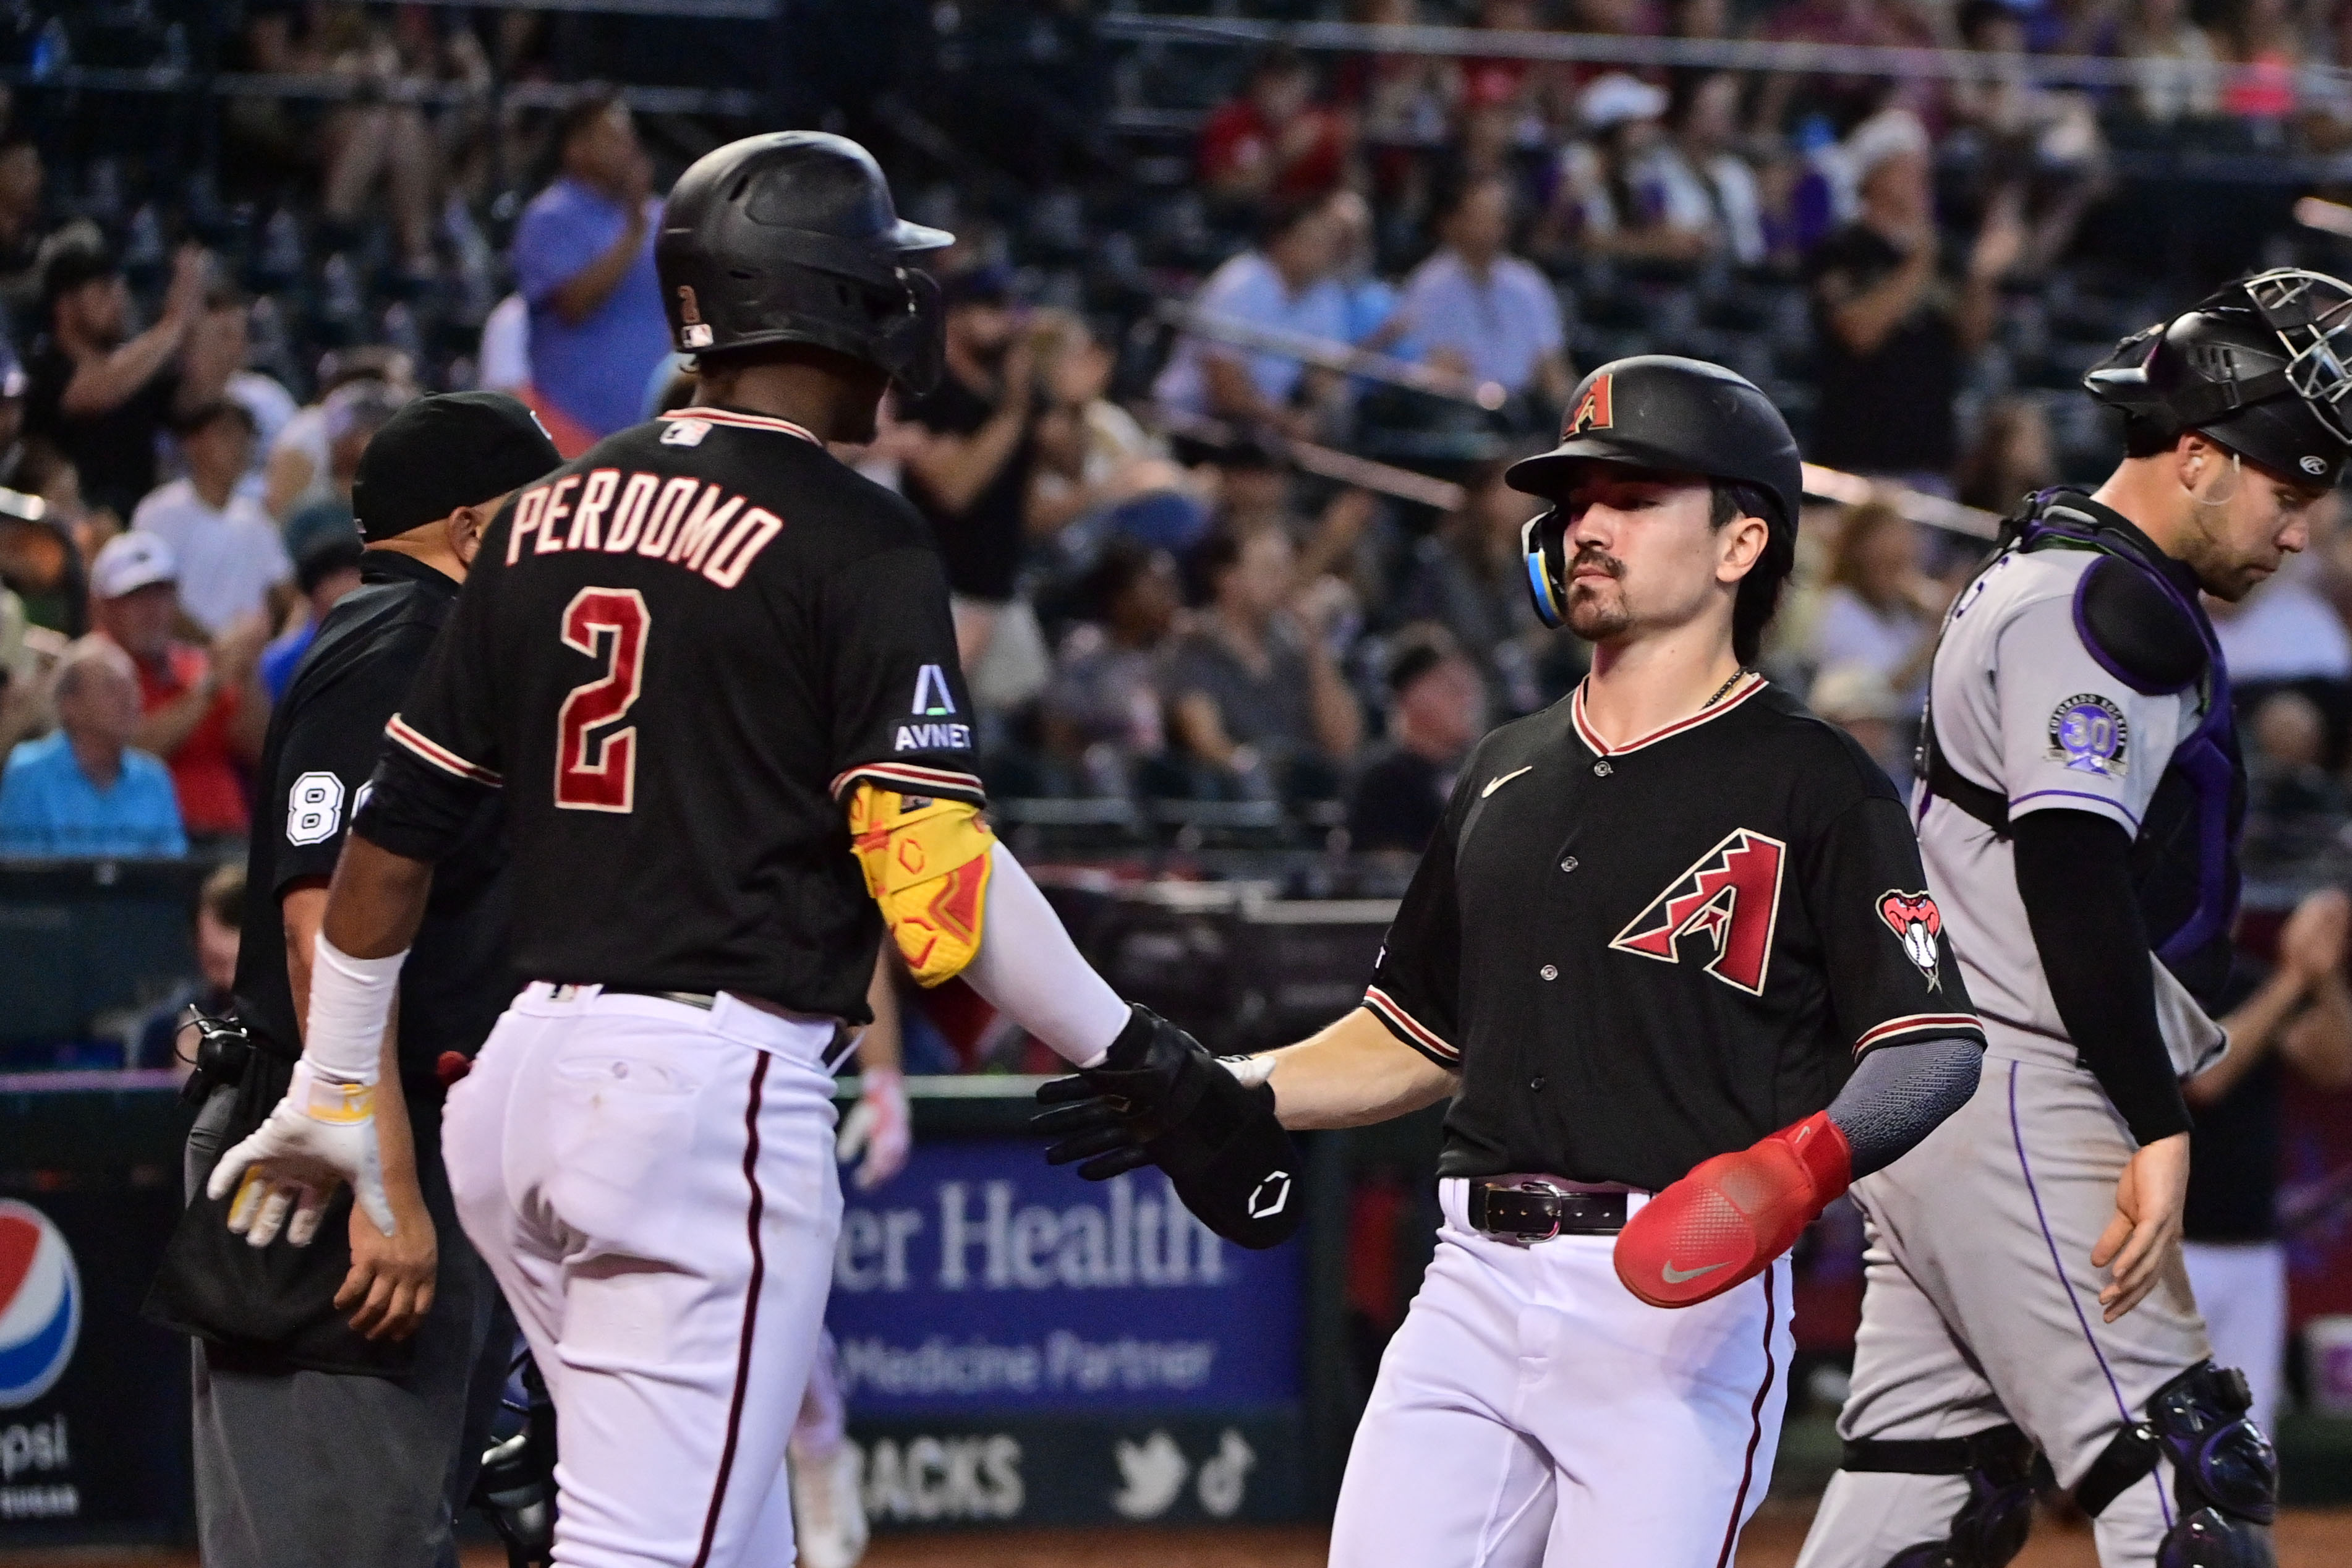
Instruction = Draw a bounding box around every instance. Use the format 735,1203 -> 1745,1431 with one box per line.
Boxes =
2047,692 -> 2129,777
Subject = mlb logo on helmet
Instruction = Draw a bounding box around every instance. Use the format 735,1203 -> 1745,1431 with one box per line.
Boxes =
0,1201 -> 81,1408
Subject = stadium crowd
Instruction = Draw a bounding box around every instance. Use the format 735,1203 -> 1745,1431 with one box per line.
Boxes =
15,4 -> 2352,862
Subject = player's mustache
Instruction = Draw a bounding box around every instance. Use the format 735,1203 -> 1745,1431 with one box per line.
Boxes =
1569,545 -> 1625,581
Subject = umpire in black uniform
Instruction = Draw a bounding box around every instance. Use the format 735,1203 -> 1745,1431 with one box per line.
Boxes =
147,392 -> 561,1567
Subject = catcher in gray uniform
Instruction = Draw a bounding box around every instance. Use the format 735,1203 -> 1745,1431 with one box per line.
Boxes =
1797,270 -> 2352,1568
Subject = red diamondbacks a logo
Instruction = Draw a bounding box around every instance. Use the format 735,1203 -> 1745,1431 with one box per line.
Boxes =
1564,372 -> 1615,437
1609,829 -> 1787,995
1878,890 -> 1944,990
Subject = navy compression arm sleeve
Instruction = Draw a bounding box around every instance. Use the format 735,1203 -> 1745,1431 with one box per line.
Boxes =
2009,808 -> 2192,1144
1828,1035 -> 1982,1177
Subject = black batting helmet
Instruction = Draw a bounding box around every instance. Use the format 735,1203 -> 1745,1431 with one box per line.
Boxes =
2085,268 -> 2352,488
655,132 -> 954,393
1506,356 -> 1804,633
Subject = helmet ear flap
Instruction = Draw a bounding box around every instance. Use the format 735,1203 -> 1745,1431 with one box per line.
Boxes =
1521,508 -> 1568,628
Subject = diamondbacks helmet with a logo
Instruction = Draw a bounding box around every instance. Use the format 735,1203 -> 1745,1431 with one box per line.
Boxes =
1505,356 -> 1804,629
2084,268 -> 2352,487
655,131 -> 953,393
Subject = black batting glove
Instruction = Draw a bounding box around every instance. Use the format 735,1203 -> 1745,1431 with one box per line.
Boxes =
1033,1006 -> 1216,1179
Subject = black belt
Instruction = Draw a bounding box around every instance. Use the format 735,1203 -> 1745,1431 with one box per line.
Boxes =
1468,1179 -> 1631,1240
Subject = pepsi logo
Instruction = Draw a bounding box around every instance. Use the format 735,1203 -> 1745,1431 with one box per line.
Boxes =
0,1202 -> 80,1409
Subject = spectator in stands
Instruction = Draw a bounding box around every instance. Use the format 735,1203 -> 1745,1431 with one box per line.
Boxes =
2187,887 -> 2352,1433
1028,310 -> 1201,548
1955,394 -> 2059,517
1948,2 -> 2109,274
0,488 -> 83,637
2218,0 -> 2301,122
1347,626 -> 1486,854
87,532 -> 268,842
1400,175 -> 1572,408
214,294 -> 299,505
25,239 -> 239,523
1198,44 -> 1353,210
1810,662 -> 1914,795
514,87 -> 668,452
0,581 -> 41,760
1042,539 -> 1181,796
135,862 -> 245,1073
282,380 -> 407,560
1400,458 -> 1555,716
1644,72 -> 1768,268
899,266 -> 1047,691
2240,690 -> 2350,873
0,134 -> 45,328
1807,109 -> 2019,489
1326,189 -> 1410,356
1554,74 -> 1716,267
129,401 -> 294,637
0,635 -> 185,858
1163,525 -> 1361,800
2124,0 -> 2223,123
261,347 -> 417,523
1153,199 -> 1350,441
258,533 -> 366,702
1810,500 -> 1945,711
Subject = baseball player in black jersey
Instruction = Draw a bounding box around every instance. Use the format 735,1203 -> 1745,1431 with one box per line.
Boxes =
203,132 -> 1219,1568
145,391 -> 561,1568
1040,357 -> 1990,1566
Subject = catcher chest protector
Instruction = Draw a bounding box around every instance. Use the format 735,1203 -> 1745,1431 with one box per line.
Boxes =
1916,492 -> 2243,987
655,130 -> 953,393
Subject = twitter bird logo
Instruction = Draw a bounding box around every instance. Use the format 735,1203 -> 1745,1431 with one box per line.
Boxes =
1110,1431 -> 1189,1520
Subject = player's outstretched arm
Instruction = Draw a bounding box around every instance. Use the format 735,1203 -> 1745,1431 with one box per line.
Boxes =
1614,1033 -> 1982,1310
1257,1007 -> 1459,1130
208,835 -> 438,1245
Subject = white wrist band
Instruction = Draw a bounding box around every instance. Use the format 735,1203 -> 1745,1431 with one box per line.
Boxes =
305,933 -> 407,1084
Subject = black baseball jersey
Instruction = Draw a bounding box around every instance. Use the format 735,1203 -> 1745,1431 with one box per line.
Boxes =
232,552 -> 514,1090
353,405 -> 981,1021
1363,674 -> 1984,1192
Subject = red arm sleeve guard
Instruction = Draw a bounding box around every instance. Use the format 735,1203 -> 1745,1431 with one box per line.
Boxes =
1612,1110 -> 1854,1309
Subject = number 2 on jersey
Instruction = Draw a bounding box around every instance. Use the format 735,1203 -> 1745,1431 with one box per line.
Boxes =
555,587 -> 649,812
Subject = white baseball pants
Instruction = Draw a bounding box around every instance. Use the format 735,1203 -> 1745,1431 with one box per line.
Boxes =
1329,1178 -> 1793,1568
445,984 -> 843,1568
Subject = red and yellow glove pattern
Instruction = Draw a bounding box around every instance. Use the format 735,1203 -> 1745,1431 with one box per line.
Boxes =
1613,1110 -> 1852,1308
847,783 -> 995,986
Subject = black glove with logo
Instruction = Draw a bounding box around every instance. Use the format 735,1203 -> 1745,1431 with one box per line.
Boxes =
1033,1006 -> 1302,1250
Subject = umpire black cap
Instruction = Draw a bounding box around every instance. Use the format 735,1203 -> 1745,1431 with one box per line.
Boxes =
352,391 -> 563,543
2084,268 -> 2352,488
656,131 -> 953,393
1506,356 -> 1804,642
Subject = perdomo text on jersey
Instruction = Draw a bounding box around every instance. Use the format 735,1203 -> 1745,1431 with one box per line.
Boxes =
506,469 -> 783,589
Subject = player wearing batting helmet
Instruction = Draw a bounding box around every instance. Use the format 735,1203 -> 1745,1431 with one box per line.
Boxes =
1038,355 -> 1989,1566
207,131 -> 1248,1568
1796,273 -> 2352,1568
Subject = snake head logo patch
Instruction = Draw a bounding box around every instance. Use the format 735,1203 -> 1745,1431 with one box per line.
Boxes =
1563,372 -> 1615,437
1878,890 -> 1943,991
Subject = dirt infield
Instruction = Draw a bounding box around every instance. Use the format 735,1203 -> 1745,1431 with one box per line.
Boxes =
846,1506 -> 2352,1567
6,1506 -> 2349,1566
849,1506 -> 2352,1566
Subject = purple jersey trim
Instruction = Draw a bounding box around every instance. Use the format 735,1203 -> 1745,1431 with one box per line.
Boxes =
2006,788 -> 2142,829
